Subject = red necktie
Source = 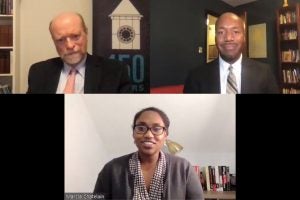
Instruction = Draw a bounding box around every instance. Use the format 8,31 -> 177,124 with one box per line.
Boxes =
64,69 -> 77,94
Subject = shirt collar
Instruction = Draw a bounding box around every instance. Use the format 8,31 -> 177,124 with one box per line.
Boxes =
219,54 -> 243,71
63,55 -> 87,77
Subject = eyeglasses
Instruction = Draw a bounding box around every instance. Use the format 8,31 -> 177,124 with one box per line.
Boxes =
133,125 -> 166,136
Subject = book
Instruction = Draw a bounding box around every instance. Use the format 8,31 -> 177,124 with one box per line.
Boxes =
205,166 -> 211,191
282,50 -> 292,62
0,50 -> 10,73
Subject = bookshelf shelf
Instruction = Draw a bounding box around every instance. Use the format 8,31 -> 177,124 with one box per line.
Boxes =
281,39 -> 298,42
276,3 -> 300,94
279,22 -> 297,26
0,46 -> 13,49
204,191 -> 236,200
0,14 -> 13,17
282,62 -> 300,65
282,82 -> 300,86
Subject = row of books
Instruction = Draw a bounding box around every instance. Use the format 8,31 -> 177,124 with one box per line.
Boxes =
281,49 -> 300,63
282,68 -> 300,84
0,0 -> 13,15
0,25 -> 13,46
193,165 -> 232,192
281,29 -> 297,40
282,88 -> 300,94
0,50 -> 10,73
279,11 -> 297,24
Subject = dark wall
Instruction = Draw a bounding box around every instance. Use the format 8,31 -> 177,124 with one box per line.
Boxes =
150,0 -> 300,87
150,0 -> 232,87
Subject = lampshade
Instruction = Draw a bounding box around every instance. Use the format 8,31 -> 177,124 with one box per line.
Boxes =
165,139 -> 183,155
283,0 -> 288,7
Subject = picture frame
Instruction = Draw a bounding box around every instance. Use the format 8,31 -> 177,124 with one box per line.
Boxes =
208,45 -> 218,59
248,23 -> 267,58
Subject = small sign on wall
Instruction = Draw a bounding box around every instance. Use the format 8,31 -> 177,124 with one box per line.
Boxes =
248,23 -> 267,58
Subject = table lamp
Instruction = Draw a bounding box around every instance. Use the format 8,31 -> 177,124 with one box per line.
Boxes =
165,139 -> 183,154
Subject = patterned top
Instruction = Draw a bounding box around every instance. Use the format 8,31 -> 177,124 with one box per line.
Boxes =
129,151 -> 166,200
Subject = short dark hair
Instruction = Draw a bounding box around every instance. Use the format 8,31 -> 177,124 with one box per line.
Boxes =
133,107 -> 170,129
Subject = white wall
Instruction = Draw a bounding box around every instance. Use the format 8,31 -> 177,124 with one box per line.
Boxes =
65,94 -> 236,192
65,95 -> 107,193
19,0 -> 92,93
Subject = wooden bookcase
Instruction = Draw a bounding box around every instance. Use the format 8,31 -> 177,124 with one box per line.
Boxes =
276,3 -> 300,94
0,0 -> 19,93
204,191 -> 236,200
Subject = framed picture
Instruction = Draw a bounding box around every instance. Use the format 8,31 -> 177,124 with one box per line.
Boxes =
249,23 -> 267,58
208,45 -> 218,59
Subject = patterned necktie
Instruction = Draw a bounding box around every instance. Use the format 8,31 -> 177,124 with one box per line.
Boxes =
64,69 -> 77,94
226,66 -> 238,94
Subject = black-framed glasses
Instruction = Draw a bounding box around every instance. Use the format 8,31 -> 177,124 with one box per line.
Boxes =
133,125 -> 166,136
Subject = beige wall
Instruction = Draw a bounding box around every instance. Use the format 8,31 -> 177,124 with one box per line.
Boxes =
19,0 -> 92,93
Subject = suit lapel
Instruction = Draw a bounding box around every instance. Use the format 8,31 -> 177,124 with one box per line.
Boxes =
207,59 -> 221,93
84,54 -> 101,93
241,57 -> 252,93
46,59 -> 63,93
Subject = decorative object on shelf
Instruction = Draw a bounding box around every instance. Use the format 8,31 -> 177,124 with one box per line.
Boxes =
283,0 -> 289,7
165,139 -> 183,154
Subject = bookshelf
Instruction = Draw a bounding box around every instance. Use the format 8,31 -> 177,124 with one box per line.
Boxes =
276,3 -> 300,94
193,165 -> 236,200
0,0 -> 19,93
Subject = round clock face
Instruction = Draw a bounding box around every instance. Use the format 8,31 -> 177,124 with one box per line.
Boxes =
117,25 -> 135,44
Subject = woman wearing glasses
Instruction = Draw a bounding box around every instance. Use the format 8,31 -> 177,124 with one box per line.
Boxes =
93,107 -> 204,200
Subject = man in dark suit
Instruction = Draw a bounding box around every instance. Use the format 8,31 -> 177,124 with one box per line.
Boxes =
184,12 -> 279,94
27,12 -> 131,94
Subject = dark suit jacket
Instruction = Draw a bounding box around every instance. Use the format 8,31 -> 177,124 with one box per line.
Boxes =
184,57 -> 279,94
27,54 -> 132,93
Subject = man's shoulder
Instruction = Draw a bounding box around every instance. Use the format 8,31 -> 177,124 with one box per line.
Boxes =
187,59 -> 219,76
30,57 -> 62,69
243,57 -> 273,74
243,57 -> 269,67
28,57 -> 62,76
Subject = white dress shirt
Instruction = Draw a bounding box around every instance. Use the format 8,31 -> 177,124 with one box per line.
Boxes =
219,54 -> 242,94
56,56 -> 86,94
